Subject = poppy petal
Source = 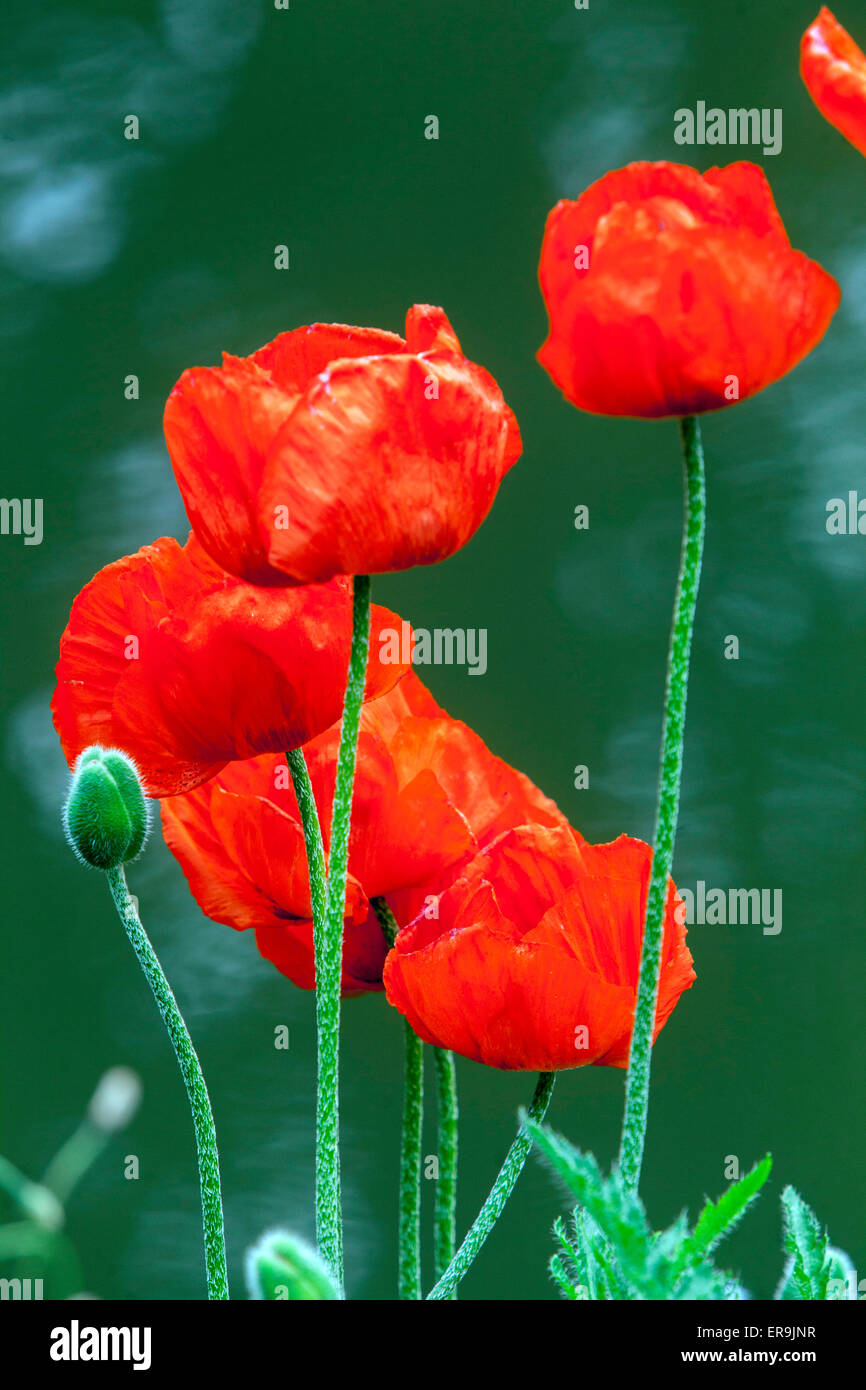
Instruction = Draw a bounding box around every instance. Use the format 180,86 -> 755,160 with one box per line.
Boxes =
801,7 -> 866,157
383,823 -> 695,1071
263,350 -> 520,581
53,535 -> 410,796
538,160 -> 840,418
164,306 -> 521,584
160,672 -> 572,997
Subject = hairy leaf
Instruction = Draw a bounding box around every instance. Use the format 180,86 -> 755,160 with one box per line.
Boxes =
780,1186 -> 831,1300
677,1155 -> 772,1275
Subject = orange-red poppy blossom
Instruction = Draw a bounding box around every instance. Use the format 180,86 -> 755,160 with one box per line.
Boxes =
52,534 -> 409,798
801,8 -> 866,157
160,672 -> 568,996
383,823 -> 695,1071
163,305 -> 522,586
537,160 -> 840,418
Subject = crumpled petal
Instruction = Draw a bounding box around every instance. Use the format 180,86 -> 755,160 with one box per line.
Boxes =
383,823 -> 695,1071
801,8 -> 866,157
164,306 -> 521,583
160,671 -> 570,996
52,533 -> 409,796
538,160 -> 840,418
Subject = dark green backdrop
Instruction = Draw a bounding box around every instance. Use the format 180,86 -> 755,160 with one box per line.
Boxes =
1,0 -> 863,1299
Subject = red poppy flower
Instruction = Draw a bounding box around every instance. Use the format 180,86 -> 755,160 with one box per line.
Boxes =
163,305 -> 522,586
383,823 -> 695,1071
537,161 -> 840,418
160,672 -> 568,996
801,8 -> 866,157
52,534 -> 409,798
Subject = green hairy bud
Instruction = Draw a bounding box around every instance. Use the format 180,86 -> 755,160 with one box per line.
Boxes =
245,1229 -> 341,1300
63,747 -> 149,871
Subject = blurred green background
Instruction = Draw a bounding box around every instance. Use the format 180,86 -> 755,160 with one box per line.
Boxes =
1,0 -> 864,1300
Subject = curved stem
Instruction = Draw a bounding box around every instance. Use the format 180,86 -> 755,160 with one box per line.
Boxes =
286,749 -> 328,938
618,415 -> 706,1191
433,1048 -> 458,1290
105,865 -> 229,1299
426,1070 -> 556,1301
398,1022 -> 424,1299
317,573 -> 372,1294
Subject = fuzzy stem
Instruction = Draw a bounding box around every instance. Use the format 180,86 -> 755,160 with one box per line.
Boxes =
371,895 -> 425,1299
618,415 -> 706,1191
398,1022 -> 424,1299
426,1071 -> 556,1300
286,749 -> 328,940
105,865 -> 229,1298
433,1048 -> 458,1290
317,574 -> 372,1294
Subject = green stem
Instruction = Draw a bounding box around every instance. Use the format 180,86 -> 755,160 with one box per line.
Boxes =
398,1022 -> 424,1299
105,865 -> 229,1299
41,1122 -> 107,1206
371,895 -> 425,1299
286,749 -> 328,938
317,573 -> 372,1295
433,1048 -> 458,1290
618,415 -> 706,1191
426,1070 -> 556,1300
372,896 -> 399,950
0,1155 -> 63,1230
284,748 -> 337,1289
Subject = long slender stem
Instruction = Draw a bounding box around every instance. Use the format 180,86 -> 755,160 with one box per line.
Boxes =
105,865 -> 229,1299
286,749 -> 328,938
426,1071 -> 556,1301
398,1022 -> 424,1299
41,1122 -> 107,1205
618,415 -> 706,1191
433,1048 -> 458,1290
317,573 -> 372,1295
285,747 -> 336,1286
371,895 -> 425,1298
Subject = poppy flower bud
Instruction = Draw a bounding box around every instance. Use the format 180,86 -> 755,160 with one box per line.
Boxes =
245,1229 -> 341,1300
63,747 -> 149,870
